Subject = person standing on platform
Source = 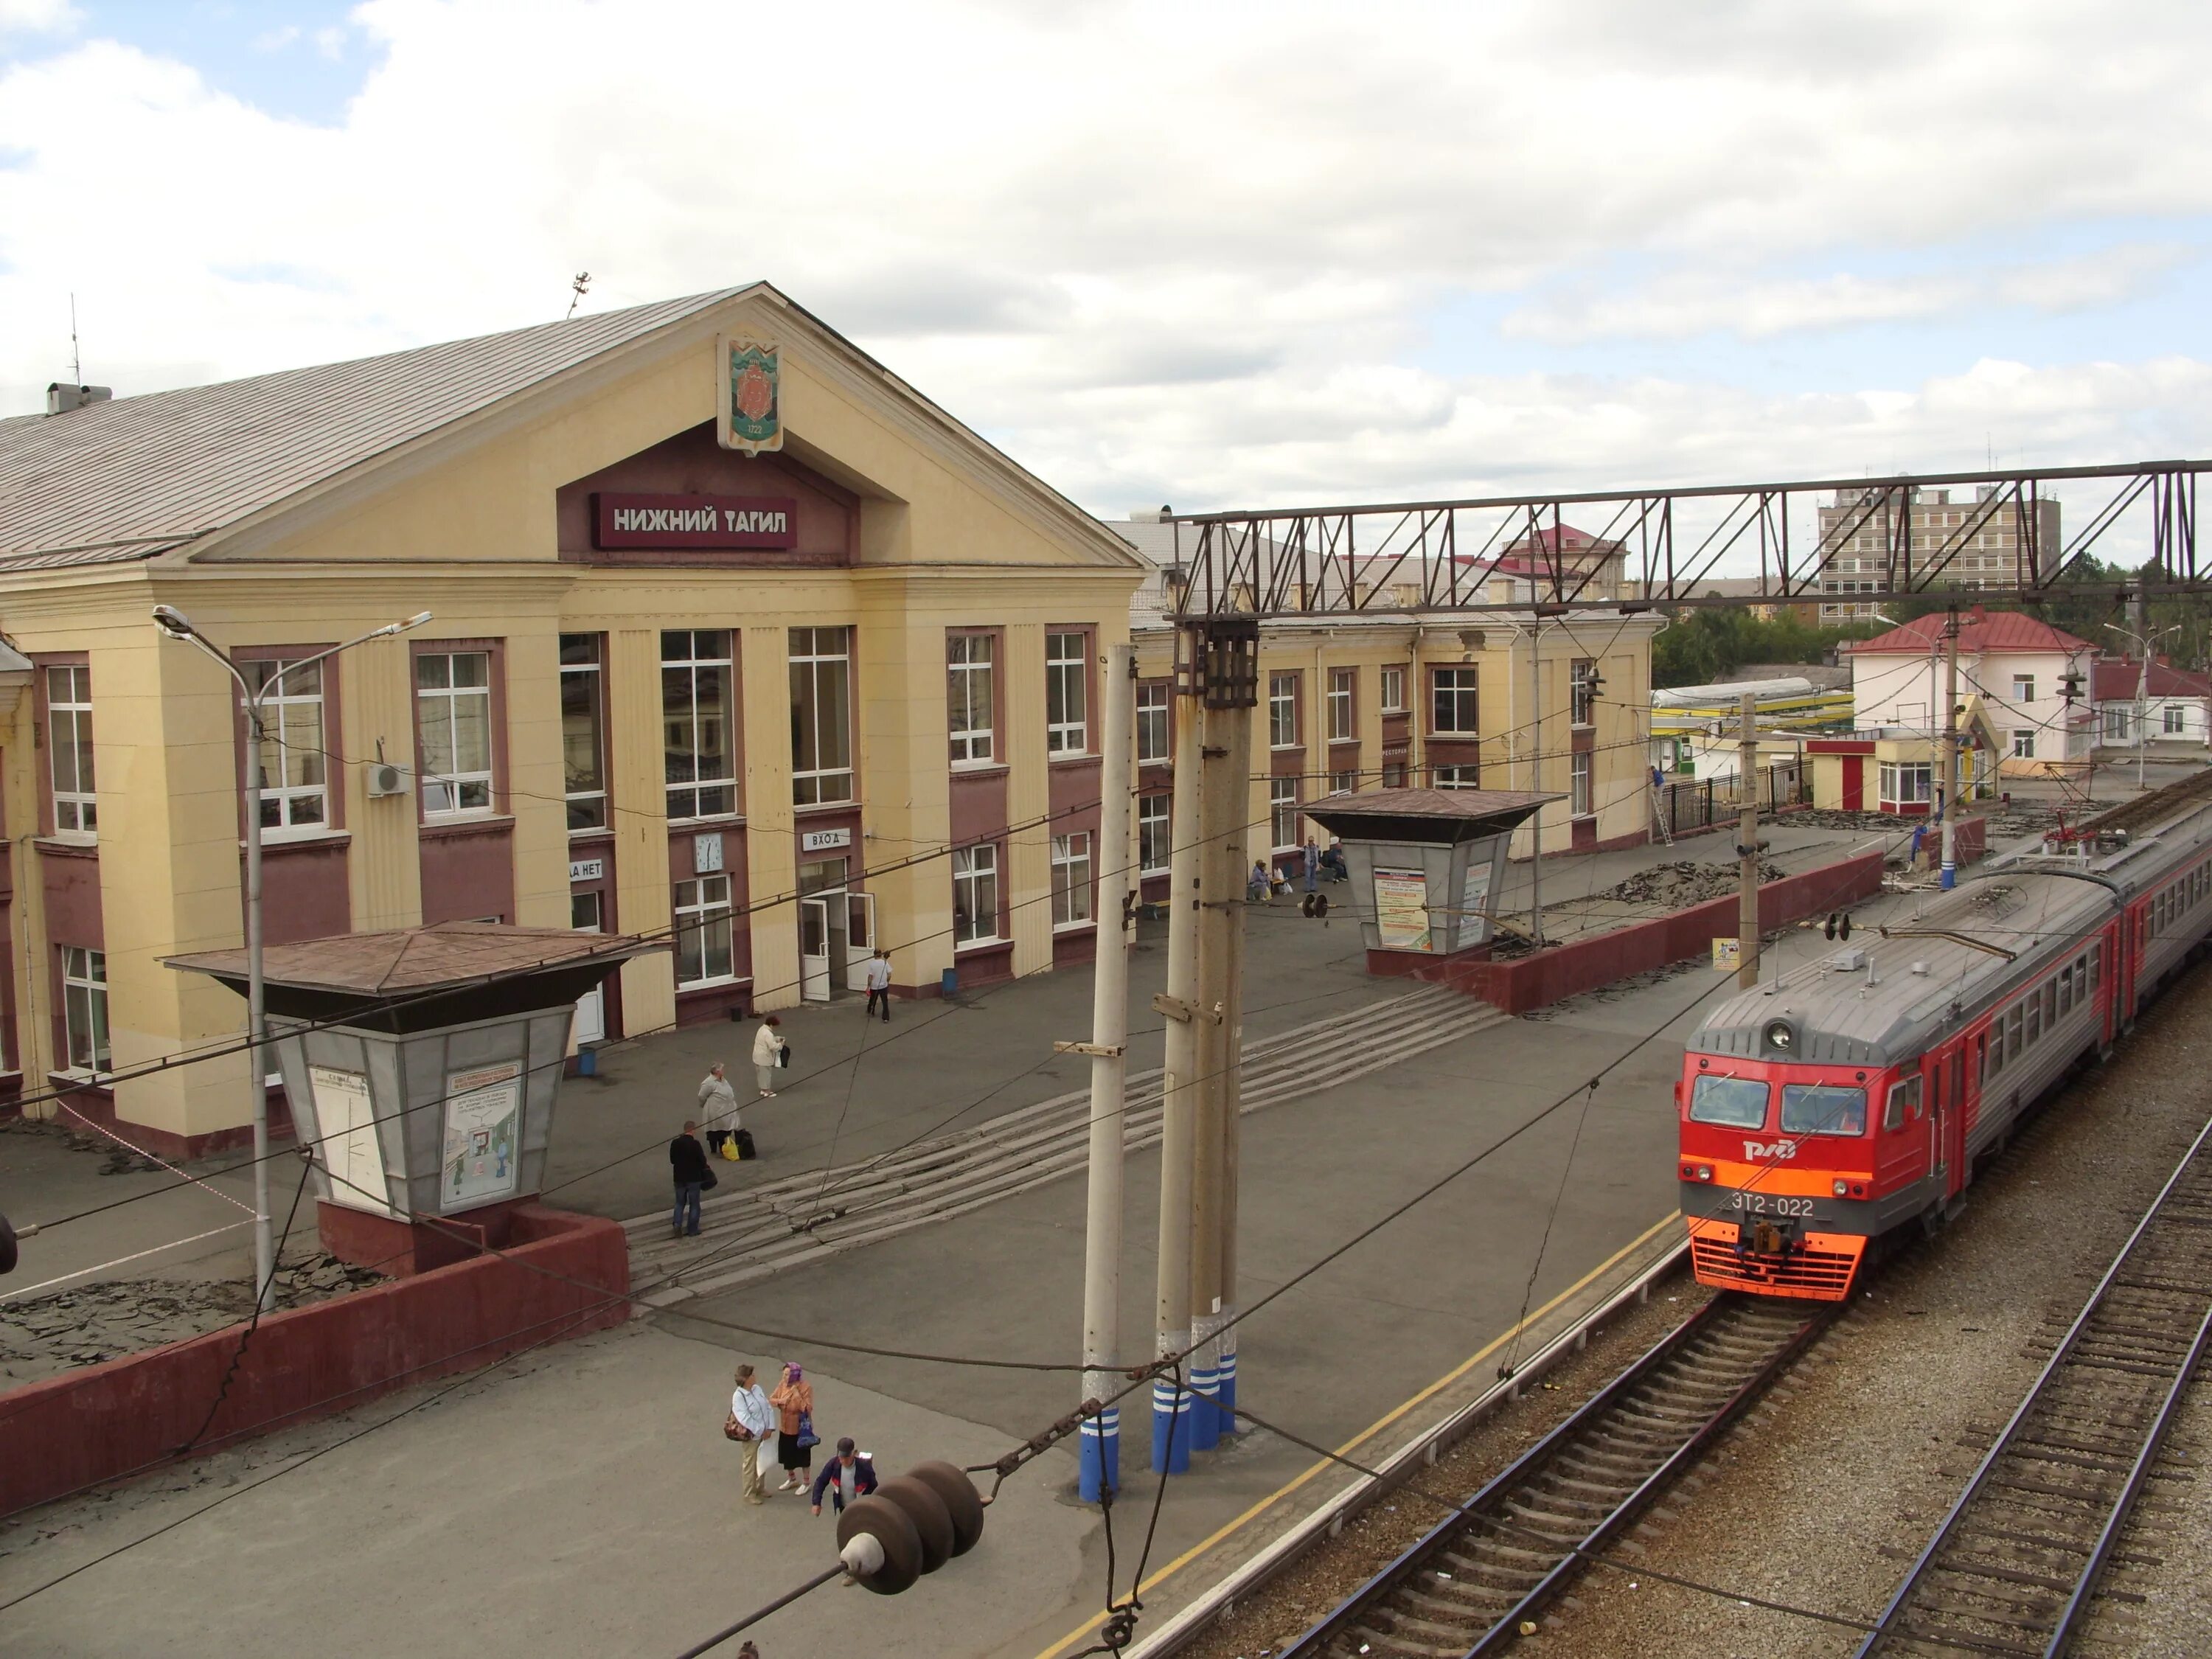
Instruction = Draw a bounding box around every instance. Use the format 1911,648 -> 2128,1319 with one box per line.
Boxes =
728,1363 -> 773,1506
698,1062 -> 740,1156
863,949 -> 892,1023
810,1437 -> 879,1516
1303,837 -> 1321,893
669,1121 -> 708,1239
768,1361 -> 815,1492
751,1015 -> 786,1100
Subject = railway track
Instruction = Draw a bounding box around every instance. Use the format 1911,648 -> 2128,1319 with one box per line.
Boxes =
1854,1113 -> 2212,1658
1279,1293 -> 1832,1658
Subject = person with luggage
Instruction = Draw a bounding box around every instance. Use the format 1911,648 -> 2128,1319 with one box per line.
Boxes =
751,1015 -> 786,1099
1248,860 -> 1271,903
698,1061 -> 740,1156
810,1437 -> 879,1515
669,1120 -> 709,1239
768,1362 -> 815,1492
727,1363 -> 774,1506
863,949 -> 892,1023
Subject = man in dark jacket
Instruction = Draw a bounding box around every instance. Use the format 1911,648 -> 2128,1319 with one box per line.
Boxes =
810,1437 -> 879,1515
669,1120 -> 709,1239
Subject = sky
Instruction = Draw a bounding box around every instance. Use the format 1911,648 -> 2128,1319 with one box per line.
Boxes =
1,0 -> 2208,526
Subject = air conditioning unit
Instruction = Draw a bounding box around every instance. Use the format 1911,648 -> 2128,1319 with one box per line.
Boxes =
366,762 -> 409,798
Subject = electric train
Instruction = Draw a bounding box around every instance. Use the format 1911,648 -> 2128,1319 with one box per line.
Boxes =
1677,777 -> 2212,1301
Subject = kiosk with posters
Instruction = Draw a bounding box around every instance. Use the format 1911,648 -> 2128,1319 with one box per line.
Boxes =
1303,787 -> 1559,968
167,922 -> 661,1273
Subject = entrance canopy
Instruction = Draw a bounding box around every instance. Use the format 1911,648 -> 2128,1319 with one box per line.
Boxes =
1303,787 -> 1558,846
1304,788 -> 1560,959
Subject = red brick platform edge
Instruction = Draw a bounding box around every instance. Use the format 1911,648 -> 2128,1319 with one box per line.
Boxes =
0,1203 -> 628,1520
1371,849 -> 1888,1014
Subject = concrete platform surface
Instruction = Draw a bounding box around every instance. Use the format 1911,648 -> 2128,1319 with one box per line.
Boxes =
0,1321 -> 1090,1658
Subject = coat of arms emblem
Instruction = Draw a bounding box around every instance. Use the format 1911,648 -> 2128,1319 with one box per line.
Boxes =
718,336 -> 782,453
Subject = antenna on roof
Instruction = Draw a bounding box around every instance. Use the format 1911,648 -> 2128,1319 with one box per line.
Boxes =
566,272 -> 591,320
69,293 -> 80,385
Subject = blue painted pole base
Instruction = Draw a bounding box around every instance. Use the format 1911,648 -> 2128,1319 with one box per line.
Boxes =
1940,863 -> 1956,891
1187,1362 -> 1220,1451
1150,1377 -> 1189,1474
1079,1407 -> 1119,1503
1215,1350 -> 1237,1433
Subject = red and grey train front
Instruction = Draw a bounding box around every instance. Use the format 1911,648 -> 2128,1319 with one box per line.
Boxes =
1677,1015 -> 1886,1301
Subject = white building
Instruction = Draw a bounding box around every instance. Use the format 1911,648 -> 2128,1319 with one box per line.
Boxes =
1846,607 -> 2095,777
2094,658 -> 2212,751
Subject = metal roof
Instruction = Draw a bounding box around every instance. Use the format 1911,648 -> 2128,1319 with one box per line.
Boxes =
1846,606 -> 2093,657
164,920 -> 664,996
0,287 -> 749,568
1304,787 -> 1561,845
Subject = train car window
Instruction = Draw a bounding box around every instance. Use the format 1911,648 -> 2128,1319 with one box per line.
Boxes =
2090,944 -> 2101,989
2008,1004 -> 2025,1055
2044,981 -> 2058,1028
2059,965 -> 2073,1013
1987,1028 -> 2004,1077
1688,1074 -> 1769,1127
1975,1033 -> 1988,1087
2076,953 -> 2088,995
1781,1082 -> 1867,1136
2026,993 -> 2041,1043
1884,1076 -> 1921,1130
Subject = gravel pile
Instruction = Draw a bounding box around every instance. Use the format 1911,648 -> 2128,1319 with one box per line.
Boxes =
0,1253 -> 384,1387
1593,860 -> 1790,909
1545,956 -> 2212,1658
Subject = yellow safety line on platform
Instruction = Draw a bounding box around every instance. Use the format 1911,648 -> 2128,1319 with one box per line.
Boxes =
1032,1209 -> 1684,1659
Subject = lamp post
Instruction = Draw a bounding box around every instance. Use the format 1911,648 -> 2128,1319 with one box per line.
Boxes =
2104,618 -> 2182,794
153,605 -> 431,1310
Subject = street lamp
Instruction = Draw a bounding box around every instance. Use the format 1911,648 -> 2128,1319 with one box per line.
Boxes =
153,605 -> 431,1310
2104,621 -> 2182,793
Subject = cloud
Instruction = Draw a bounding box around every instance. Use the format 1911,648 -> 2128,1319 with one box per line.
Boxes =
1503,246 -> 2194,343
0,0 -> 77,38
250,25 -> 302,53
0,0 -> 2207,518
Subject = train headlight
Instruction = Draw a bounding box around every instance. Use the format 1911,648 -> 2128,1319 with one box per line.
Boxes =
1761,1019 -> 1795,1054
1696,1165 -> 1713,1182
1832,1180 -> 1849,1197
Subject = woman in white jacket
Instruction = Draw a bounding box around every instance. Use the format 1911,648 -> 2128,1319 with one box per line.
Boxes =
751,1015 -> 785,1099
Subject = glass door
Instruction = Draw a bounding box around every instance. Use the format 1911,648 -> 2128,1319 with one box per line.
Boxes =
571,891 -> 605,1045
844,892 -> 876,991
799,897 -> 832,1002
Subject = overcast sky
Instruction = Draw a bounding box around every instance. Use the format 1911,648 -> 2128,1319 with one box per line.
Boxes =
2,0 -> 2207,522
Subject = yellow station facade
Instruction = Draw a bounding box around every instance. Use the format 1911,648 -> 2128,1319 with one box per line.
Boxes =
0,285 -> 1144,1152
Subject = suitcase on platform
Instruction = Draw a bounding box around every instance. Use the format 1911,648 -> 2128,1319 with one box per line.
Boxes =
734,1128 -> 758,1161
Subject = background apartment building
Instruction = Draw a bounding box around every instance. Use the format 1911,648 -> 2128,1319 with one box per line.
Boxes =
1816,484 -> 2063,622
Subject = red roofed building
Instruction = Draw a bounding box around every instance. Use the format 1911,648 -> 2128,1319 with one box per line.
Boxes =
1479,523 -> 1630,604
2093,657 -> 2212,751
1845,605 -> 2096,777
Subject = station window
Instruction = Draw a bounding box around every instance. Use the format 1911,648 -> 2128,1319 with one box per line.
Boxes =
1135,683 -> 1170,764
663,630 -> 736,821
1050,832 -> 1092,929
1781,1082 -> 1867,1137
1046,630 -> 1089,755
672,874 -> 735,988
1270,778 -> 1299,851
1327,668 -> 1356,742
60,945 -> 109,1075
790,627 -> 855,806
241,655 -> 330,832
1379,665 -> 1406,714
1431,667 -> 1479,734
947,633 -> 995,765
1269,673 -> 1301,749
953,844 -> 1000,945
1138,796 -> 1170,875
416,650 -> 495,817
1688,1074 -> 1767,1128
46,663 -> 96,837
559,633 -> 607,831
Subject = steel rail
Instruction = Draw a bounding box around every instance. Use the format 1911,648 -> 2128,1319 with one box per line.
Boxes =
1279,1292 -> 1833,1658
1854,1109 -> 2212,1658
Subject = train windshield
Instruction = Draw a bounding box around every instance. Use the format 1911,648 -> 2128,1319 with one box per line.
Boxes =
1688,1074 -> 1769,1127
1780,1082 -> 1868,1136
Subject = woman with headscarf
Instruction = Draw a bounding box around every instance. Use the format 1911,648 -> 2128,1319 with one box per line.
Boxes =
768,1360 -> 815,1492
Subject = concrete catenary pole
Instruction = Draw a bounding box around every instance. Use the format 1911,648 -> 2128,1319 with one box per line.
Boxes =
1077,644 -> 1135,1502
1211,698 -> 1251,1436
1186,698 -> 1229,1452
1941,609 -> 1961,890
2135,586 -> 2151,794
1527,619 -> 1545,943
1152,636 -> 1203,1474
1736,692 -> 1761,990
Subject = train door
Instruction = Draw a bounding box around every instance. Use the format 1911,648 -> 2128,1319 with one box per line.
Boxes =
1926,1043 -> 1966,1200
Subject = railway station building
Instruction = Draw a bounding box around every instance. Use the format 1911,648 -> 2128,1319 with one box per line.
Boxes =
0,284 -> 1144,1154
1105,513 -> 1665,895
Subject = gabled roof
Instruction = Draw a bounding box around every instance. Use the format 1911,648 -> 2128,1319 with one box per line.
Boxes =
166,920 -> 662,995
0,288 -> 748,570
2093,658 -> 2212,701
1846,605 -> 2093,657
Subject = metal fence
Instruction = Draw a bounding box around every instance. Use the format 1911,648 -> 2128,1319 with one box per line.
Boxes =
1652,762 -> 1807,838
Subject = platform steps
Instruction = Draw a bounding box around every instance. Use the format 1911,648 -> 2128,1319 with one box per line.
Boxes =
626,984 -> 1507,1301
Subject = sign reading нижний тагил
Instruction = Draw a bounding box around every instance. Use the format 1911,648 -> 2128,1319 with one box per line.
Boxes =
591,492 -> 799,551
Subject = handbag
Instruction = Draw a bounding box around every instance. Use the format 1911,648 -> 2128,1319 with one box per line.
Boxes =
723,1410 -> 754,1442
700,1163 -> 720,1192
796,1408 -> 820,1452
776,1040 -> 792,1070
